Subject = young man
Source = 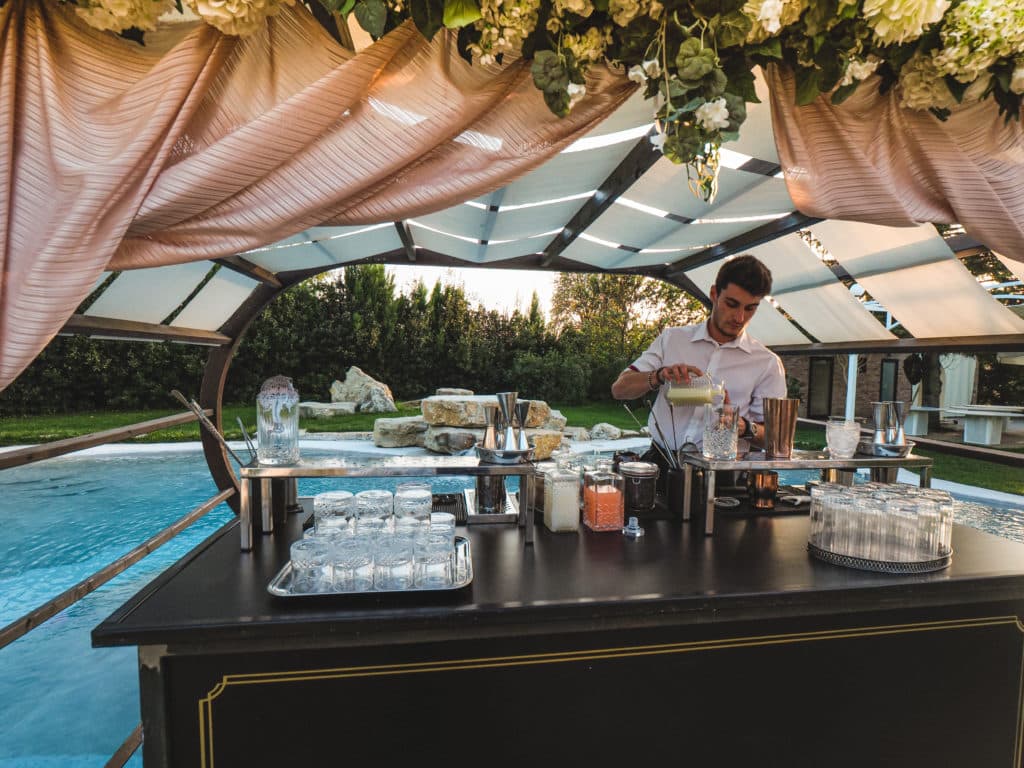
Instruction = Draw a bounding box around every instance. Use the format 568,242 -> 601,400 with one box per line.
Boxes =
611,254 -> 787,464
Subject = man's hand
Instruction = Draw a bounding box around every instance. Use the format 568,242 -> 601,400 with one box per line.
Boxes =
658,363 -> 704,384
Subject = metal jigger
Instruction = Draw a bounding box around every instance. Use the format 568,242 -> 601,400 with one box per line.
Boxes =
890,400 -> 907,446
515,400 -> 531,451
496,392 -> 518,450
871,401 -> 891,445
482,403 -> 499,450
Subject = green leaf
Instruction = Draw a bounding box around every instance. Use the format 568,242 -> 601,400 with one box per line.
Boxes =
532,50 -> 571,94
719,130 -> 740,142
795,67 -> 821,105
353,0 -> 387,38
711,10 -> 752,49
443,0 -> 482,27
411,0 -> 445,40
319,0 -> 354,14
830,81 -> 860,105
693,0 -> 745,18
748,39 -> 782,59
724,65 -> 758,103
943,75 -> 969,104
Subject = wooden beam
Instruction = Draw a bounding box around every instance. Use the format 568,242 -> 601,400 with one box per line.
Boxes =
0,411 -> 208,470
60,315 -> 231,345
395,221 -> 416,262
214,255 -> 283,289
540,129 -> 662,268
772,334 -> 1024,356
664,212 -> 819,279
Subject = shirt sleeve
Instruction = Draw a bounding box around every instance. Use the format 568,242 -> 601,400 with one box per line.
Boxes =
627,329 -> 667,374
747,353 -> 788,423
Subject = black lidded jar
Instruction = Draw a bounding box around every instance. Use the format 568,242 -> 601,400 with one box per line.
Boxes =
618,461 -> 659,516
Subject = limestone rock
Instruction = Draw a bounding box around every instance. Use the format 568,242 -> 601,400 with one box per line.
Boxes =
299,401 -> 356,419
562,426 -> 591,441
590,422 -> 623,440
373,416 -> 428,448
520,400 -> 551,428
421,395 -> 493,427
436,387 -> 474,396
424,425 -> 483,455
543,409 -> 567,431
527,429 -> 564,460
330,366 -> 397,413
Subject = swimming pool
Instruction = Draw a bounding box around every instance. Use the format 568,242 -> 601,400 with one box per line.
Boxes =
0,444 -> 1021,767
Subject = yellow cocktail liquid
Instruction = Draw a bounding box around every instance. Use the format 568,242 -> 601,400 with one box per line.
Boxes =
665,387 -> 714,406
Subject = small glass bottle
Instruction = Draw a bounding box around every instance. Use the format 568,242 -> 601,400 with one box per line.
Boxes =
544,457 -> 580,533
256,375 -> 300,465
583,458 -> 624,532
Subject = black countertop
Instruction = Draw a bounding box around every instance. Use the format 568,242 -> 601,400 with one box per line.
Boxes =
92,512 -> 1024,650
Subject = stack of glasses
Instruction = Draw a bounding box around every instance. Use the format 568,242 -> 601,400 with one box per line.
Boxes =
289,483 -> 457,593
808,482 -> 956,565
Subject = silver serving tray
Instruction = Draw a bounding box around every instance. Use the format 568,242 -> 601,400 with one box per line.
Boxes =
856,440 -> 915,458
475,445 -> 535,465
267,536 -> 473,597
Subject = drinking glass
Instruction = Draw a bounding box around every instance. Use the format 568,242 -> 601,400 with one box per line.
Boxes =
394,481 -> 433,523
332,537 -> 374,592
826,419 -> 861,459
374,535 -> 415,590
415,531 -> 454,588
289,538 -> 331,593
313,490 -> 354,534
702,403 -> 739,460
355,489 -> 393,525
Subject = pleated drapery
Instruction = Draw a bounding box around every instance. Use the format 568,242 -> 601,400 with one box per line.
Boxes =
0,0 -> 636,391
766,64 -> 1024,270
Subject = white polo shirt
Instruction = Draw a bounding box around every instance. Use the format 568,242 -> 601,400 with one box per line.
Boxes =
627,322 -> 787,450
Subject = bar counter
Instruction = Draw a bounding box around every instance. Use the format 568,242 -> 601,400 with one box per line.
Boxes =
93,510 -> 1024,767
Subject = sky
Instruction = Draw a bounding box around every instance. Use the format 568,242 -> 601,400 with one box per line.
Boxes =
386,265 -> 557,317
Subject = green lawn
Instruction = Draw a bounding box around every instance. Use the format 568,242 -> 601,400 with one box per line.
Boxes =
2,404 -> 1022,497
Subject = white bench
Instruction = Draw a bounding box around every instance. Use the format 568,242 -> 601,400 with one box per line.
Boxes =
946,405 -> 1024,445
903,406 -> 942,436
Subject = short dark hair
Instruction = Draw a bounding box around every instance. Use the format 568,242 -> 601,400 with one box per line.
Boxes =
714,255 -> 772,297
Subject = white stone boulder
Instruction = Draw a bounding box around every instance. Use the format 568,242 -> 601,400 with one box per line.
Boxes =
421,395 -> 492,427
330,366 -> 397,413
373,416 -> 428,448
436,387 -> 474,396
543,409 -> 568,431
299,401 -> 356,419
590,422 -> 623,440
528,429 -> 564,460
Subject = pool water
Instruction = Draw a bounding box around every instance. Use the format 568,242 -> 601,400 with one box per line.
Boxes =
0,446 -> 1020,767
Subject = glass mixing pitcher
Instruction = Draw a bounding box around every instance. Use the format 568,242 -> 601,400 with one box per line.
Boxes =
256,375 -> 300,465
665,372 -> 724,407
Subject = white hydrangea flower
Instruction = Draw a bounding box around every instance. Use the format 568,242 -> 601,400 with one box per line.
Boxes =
695,98 -> 730,131
185,0 -> 295,36
567,82 -> 588,107
609,0 -> 645,27
840,57 -> 880,86
929,0 -> 1024,83
743,0 -> 807,43
757,0 -> 785,33
1012,63 -> 1024,95
649,132 -> 666,150
627,65 -> 647,83
642,58 -> 661,78
862,0 -> 950,45
76,0 -> 176,33
898,53 -> 957,110
563,25 -> 612,65
553,0 -> 594,17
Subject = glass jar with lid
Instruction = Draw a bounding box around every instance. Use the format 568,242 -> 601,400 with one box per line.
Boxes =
583,458 -> 624,532
543,457 -> 580,533
665,373 -> 724,407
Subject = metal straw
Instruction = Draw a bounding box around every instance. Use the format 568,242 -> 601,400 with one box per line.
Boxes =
623,402 -> 674,469
170,390 -> 247,466
236,417 -> 258,462
644,398 -> 678,469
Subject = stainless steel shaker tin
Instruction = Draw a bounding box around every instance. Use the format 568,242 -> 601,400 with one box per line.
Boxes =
618,461 -> 659,514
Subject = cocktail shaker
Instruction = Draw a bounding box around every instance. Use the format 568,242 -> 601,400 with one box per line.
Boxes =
496,392 -> 518,450
762,397 -> 799,459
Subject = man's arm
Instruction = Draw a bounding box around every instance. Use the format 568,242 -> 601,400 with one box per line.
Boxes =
611,367 -> 662,400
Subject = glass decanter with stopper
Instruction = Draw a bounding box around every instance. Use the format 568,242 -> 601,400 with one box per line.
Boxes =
256,375 -> 300,465
543,455 -> 580,533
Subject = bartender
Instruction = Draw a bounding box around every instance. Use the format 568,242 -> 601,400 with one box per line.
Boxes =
611,254 -> 787,475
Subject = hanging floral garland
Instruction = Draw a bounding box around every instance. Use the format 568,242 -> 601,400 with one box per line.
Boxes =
62,0 -> 1024,202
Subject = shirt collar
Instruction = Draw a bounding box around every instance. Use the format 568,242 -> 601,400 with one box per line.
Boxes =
696,321 -> 754,353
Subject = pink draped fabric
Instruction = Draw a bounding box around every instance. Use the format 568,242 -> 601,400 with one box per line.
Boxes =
0,0 -> 635,391
766,64 -> 1024,263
